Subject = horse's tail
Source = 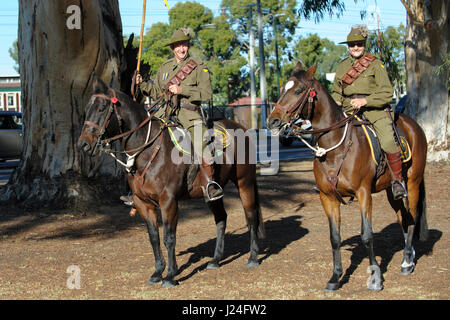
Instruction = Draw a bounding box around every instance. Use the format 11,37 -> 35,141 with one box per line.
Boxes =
414,179 -> 428,241
254,180 -> 266,239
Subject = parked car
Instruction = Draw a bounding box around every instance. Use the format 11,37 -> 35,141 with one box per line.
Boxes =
0,111 -> 23,161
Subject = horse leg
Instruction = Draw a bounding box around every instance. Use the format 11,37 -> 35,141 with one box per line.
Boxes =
236,178 -> 264,268
206,199 -> 227,270
357,188 -> 383,291
387,179 -> 420,275
133,197 -> 166,285
160,197 -> 179,287
320,192 -> 343,291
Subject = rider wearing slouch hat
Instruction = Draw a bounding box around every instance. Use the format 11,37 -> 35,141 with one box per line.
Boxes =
332,25 -> 407,200
134,28 -> 223,202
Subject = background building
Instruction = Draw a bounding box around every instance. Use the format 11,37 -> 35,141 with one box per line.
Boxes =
0,75 -> 21,112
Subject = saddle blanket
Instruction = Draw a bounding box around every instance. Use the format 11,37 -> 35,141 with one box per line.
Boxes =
354,115 -> 411,166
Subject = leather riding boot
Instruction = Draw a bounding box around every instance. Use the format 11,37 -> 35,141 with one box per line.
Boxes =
200,157 -> 223,202
386,151 -> 407,200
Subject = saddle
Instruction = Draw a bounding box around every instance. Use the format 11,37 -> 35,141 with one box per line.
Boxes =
158,118 -> 232,156
158,117 -> 232,191
353,114 -> 411,178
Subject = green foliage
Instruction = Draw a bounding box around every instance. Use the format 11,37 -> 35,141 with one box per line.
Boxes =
136,1 -> 246,104
140,22 -> 172,77
283,33 -> 347,94
297,0 -> 345,22
169,1 -> 213,33
8,40 -> 19,73
293,34 -> 323,67
366,24 -> 406,97
436,53 -> 450,91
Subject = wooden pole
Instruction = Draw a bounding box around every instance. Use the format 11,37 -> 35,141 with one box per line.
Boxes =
137,0 -> 147,73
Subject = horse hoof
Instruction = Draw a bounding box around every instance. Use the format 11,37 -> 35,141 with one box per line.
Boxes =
147,277 -> 162,285
246,260 -> 260,268
207,261 -> 220,270
325,282 -> 339,292
401,264 -> 415,275
368,282 -> 383,291
161,279 -> 179,288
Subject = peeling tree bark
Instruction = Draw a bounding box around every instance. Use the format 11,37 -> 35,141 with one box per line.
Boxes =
0,0 -> 130,210
403,0 -> 449,161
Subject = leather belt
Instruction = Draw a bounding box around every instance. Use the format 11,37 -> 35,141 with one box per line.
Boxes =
180,103 -> 199,111
347,94 -> 369,99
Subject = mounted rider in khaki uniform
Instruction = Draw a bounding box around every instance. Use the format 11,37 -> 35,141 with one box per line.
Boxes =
332,25 -> 407,200
135,28 -> 223,202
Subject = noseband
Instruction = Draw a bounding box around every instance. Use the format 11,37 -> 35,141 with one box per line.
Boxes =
273,77 -> 316,123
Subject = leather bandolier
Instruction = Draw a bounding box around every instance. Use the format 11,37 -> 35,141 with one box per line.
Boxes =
341,53 -> 376,90
163,59 -> 198,90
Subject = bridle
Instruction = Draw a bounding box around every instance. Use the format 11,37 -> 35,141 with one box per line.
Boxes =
83,88 -> 123,155
273,77 -> 358,137
271,76 -> 361,204
83,89 -> 167,154
82,89 -> 177,178
272,77 -> 317,124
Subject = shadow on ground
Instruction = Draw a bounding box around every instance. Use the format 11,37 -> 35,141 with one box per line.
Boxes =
335,223 -> 442,289
176,215 -> 309,283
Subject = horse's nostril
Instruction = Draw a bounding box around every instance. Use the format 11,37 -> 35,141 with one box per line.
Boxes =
267,118 -> 281,129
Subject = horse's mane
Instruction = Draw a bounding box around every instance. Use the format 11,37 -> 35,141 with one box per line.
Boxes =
115,89 -> 162,125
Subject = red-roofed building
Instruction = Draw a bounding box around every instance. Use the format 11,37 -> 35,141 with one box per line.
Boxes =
228,97 -> 274,129
0,75 -> 21,112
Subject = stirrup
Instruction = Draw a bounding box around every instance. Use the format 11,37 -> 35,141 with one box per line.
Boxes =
205,181 -> 224,202
120,194 -> 134,207
392,180 -> 407,200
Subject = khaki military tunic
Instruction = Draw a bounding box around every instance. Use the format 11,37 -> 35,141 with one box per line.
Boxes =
332,55 -> 398,153
137,55 -> 213,158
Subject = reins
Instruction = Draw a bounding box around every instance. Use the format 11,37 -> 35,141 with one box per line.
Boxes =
273,81 -> 358,158
84,90 -> 177,175
273,82 -> 360,204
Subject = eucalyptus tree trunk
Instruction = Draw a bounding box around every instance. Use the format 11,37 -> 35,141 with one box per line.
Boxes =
402,0 -> 449,161
0,0 -> 129,210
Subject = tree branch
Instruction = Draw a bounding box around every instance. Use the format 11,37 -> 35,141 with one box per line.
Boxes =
400,0 -> 425,27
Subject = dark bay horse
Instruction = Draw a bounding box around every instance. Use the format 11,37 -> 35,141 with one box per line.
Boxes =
77,78 -> 265,287
267,63 -> 428,291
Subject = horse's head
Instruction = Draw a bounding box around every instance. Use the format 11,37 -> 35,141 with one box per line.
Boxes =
77,77 -> 121,156
267,63 -> 317,135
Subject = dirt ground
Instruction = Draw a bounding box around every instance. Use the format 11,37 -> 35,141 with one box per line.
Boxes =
0,159 -> 448,300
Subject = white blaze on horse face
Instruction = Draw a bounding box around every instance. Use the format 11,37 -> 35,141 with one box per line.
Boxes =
284,80 -> 295,92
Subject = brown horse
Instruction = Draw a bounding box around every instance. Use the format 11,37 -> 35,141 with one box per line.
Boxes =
78,78 -> 265,287
267,63 -> 428,291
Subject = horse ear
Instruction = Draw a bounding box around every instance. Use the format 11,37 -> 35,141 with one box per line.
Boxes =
291,61 -> 304,75
306,65 -> 317,78
92,77 -> 109,94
